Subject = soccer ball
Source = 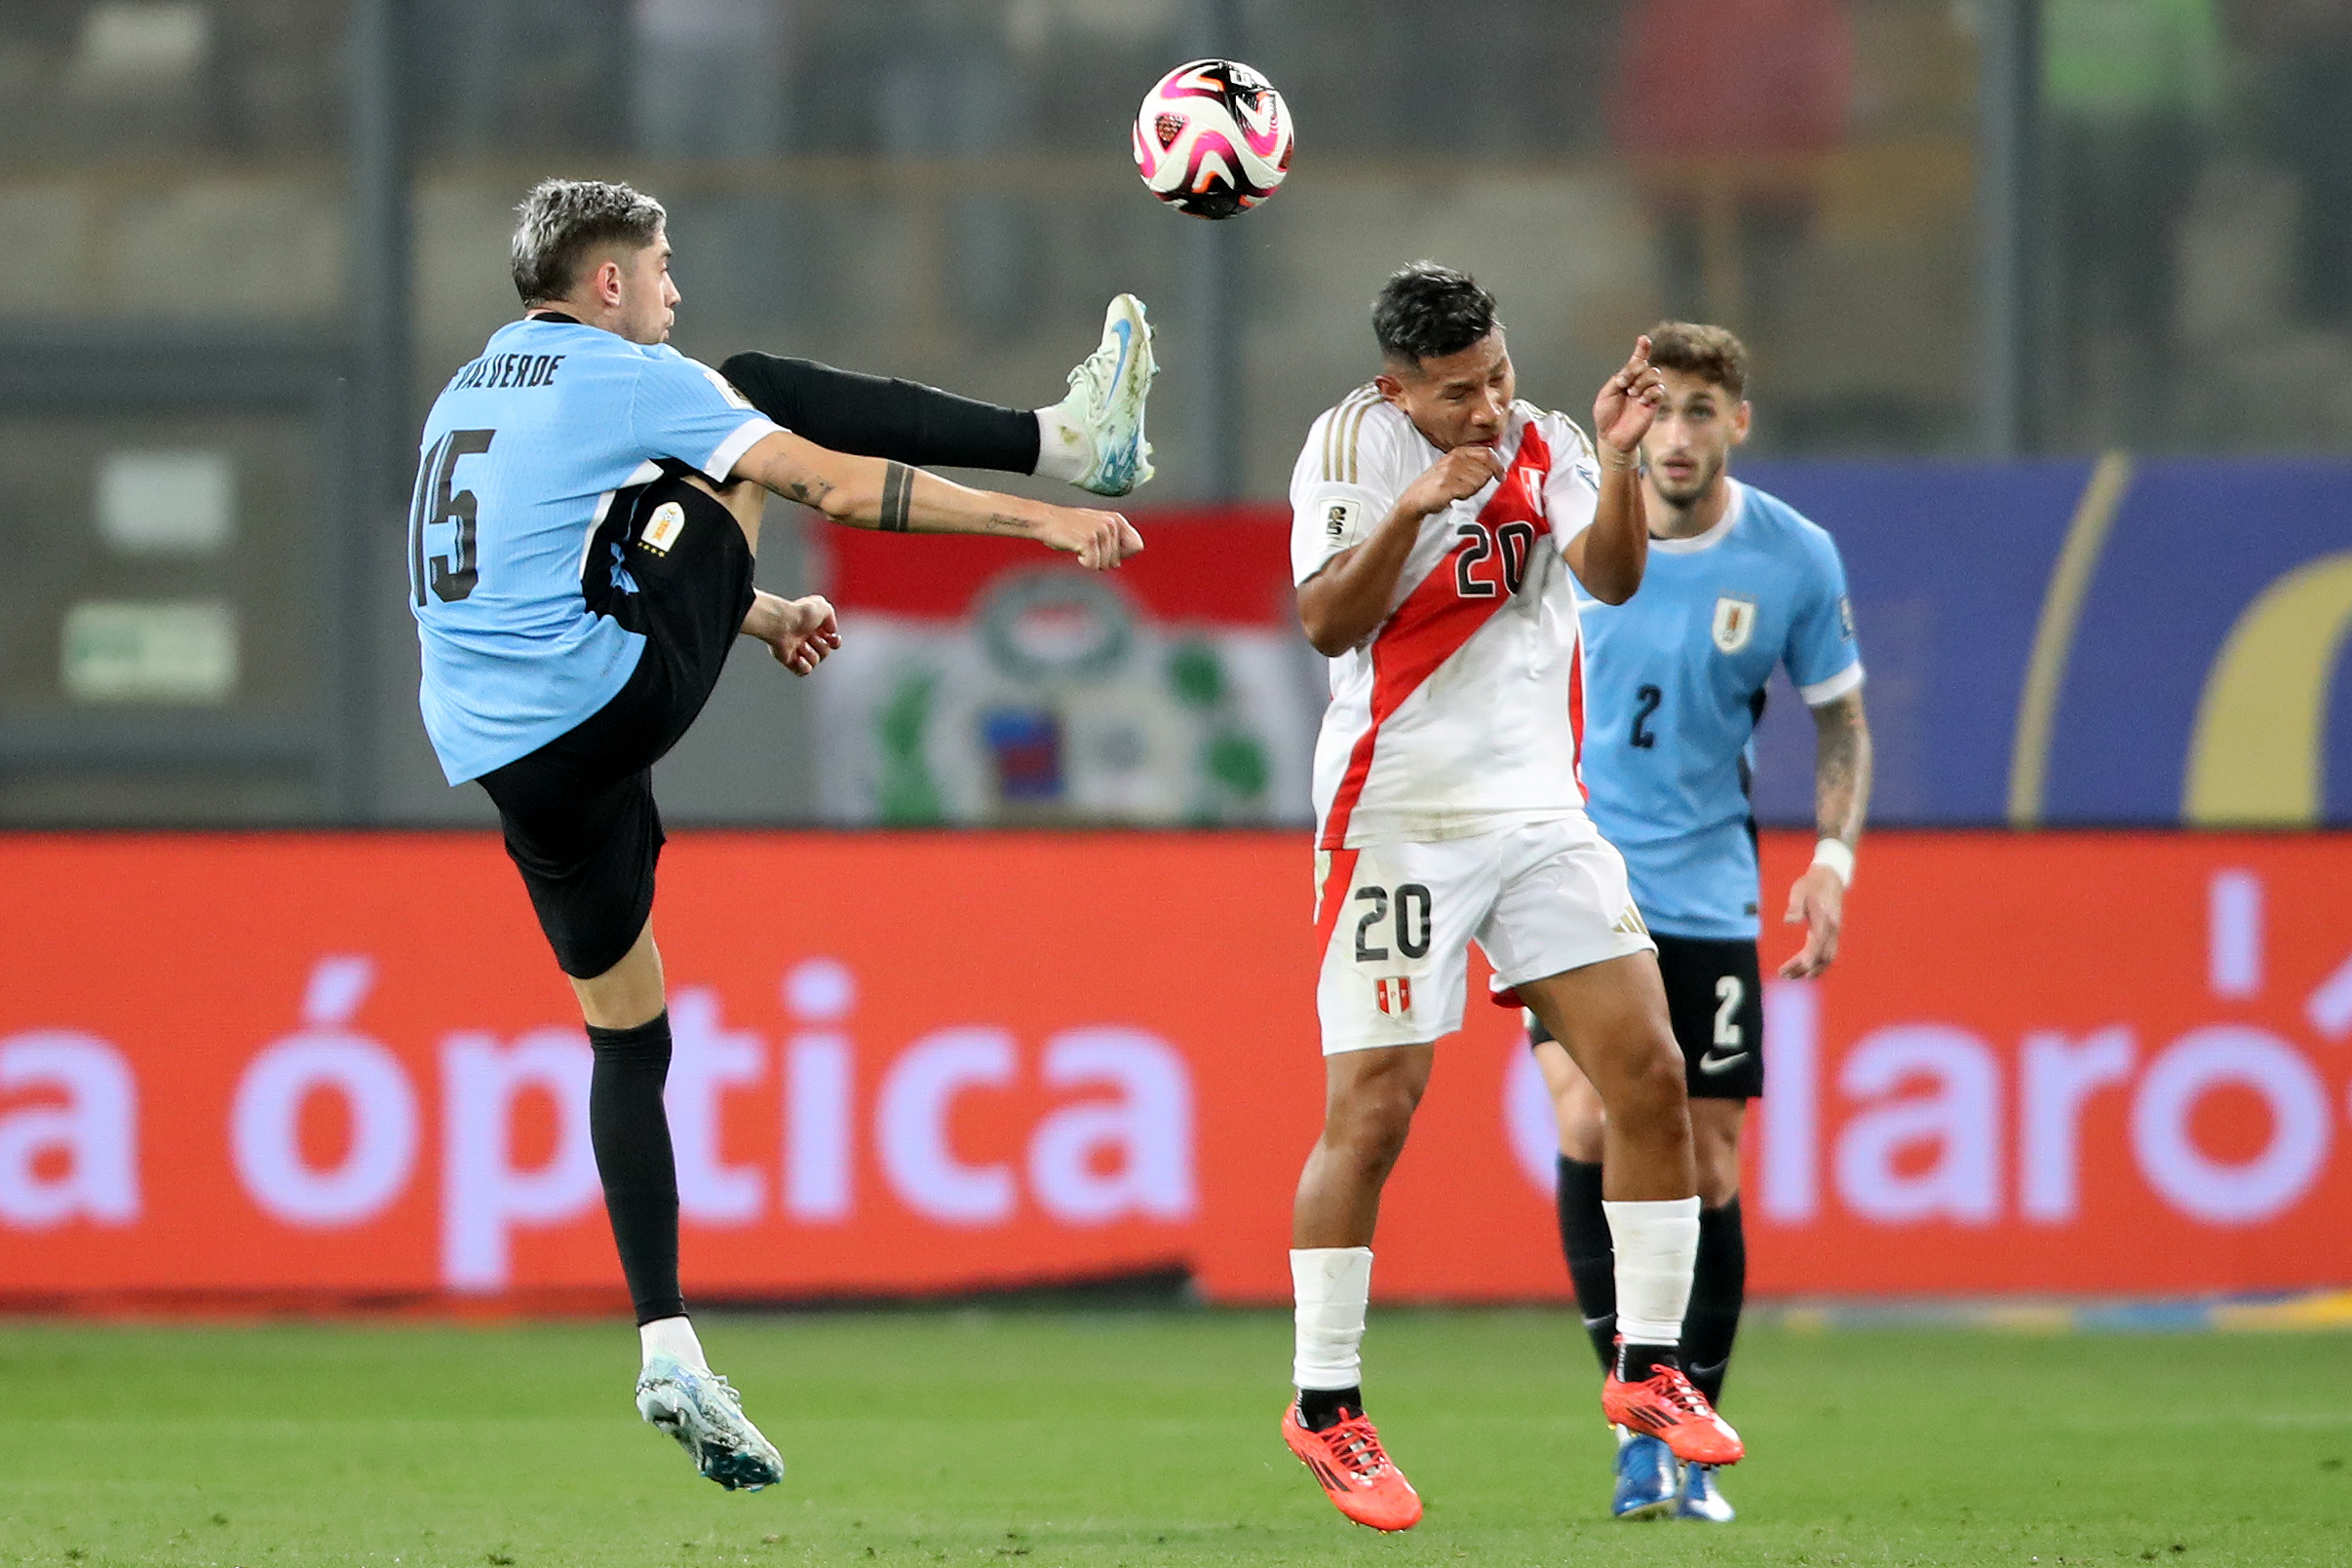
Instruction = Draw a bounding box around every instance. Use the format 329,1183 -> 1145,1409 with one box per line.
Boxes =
1133,58 -> 1293,219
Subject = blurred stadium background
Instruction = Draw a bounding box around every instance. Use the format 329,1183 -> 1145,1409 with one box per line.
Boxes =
3,3 -> 2351,1559
8,0 -> 2352,830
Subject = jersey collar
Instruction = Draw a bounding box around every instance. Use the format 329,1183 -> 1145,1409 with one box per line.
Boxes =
1648,478 -> 1747,555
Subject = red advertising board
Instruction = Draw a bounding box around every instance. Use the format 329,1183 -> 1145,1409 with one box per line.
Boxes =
2,831 -> 2347,1307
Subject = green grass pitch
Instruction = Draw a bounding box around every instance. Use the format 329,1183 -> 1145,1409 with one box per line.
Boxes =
2,1311 -> 2346,1567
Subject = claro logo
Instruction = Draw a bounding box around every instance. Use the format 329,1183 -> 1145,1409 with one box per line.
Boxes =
0,957 -> 1197,1291
1509,867 -> 2352,1229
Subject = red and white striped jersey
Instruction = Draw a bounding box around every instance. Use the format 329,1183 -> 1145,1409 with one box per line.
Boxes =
1290,386 -> 1606,850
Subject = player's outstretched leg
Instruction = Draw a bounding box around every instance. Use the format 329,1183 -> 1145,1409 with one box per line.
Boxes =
714,294 -> 1155,497
1282,1046 -> 1430,1531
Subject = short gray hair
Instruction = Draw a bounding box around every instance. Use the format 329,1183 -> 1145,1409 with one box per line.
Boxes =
510,178 -> 667,306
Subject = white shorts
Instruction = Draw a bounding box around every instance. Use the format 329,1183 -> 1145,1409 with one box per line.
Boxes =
1313,814 -> 1657,1054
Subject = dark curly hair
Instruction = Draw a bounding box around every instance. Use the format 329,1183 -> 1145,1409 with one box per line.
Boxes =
1372,262 -> 1500,367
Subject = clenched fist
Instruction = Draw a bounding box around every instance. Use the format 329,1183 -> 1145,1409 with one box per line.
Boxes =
1400,444 -> 1508,519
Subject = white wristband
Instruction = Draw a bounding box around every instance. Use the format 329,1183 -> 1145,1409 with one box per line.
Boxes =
1811,838 -> 1856,888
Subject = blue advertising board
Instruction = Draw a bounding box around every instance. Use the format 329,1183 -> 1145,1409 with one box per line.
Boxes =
1739,457 -> 2352,826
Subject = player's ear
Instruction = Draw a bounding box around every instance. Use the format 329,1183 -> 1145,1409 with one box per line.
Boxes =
593,255 -> 626,308
1732,399 -> 1753,446
1372,368 -> 1407,405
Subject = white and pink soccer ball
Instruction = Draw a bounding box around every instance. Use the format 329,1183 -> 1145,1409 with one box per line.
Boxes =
1133,58 -> 1293,219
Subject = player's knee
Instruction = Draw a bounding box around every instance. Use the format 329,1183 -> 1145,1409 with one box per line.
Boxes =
1324,1074 -> 1422,1173
1606,1033 -> 1689,1125
1342,1090 -> 1418,1164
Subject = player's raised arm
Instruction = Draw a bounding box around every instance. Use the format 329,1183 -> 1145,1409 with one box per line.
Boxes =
1563,337 -> 1664,604
732,429 -> 1143,571
1296,444 -> 1504,655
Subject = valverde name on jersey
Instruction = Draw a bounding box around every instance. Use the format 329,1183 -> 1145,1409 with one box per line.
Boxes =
409,316 -> 780,786
1288,390 -> 1607,852
1576,479 -> 1864,940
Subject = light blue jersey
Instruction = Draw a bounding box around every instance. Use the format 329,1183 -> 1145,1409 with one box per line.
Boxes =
1579,480 -> 1862,939
408,316 -> 780,784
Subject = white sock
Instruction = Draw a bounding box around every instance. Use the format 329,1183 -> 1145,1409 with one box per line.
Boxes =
1603,1197 -> 1701,1346
1291,1246 -> 1373,1391
1032,402 -> 1090,482
638,1315 -> 709,1371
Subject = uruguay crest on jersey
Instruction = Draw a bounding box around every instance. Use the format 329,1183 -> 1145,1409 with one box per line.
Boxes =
1711,594 -> 1757,653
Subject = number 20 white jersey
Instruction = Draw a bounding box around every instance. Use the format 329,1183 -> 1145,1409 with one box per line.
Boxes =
1289,388 -> 1607,851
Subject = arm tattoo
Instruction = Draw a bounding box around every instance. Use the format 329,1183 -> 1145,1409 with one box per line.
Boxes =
780,476 -> 830,509
879,461 -> 914,533
1812,691 -> 1873,846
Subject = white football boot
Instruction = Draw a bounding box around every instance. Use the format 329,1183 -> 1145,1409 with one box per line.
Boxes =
635,1354 -> 785,1491
1046,294 -> 1157,496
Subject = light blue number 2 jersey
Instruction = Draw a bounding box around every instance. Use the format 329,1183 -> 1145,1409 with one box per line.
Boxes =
408,317 -> 780,784
1578,479 -> 1863,939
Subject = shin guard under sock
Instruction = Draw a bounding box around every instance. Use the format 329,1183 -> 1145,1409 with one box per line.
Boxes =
717,353 -> 1040,475
1603,1195 -> 1700,1365
1556,1156 -> 1618,1372
1682,1199 -> 1748,1407
587,1012 -> 684,1324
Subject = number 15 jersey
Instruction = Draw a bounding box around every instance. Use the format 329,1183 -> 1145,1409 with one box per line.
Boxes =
1290,388 -> 1606,851
410,316 -> 782,785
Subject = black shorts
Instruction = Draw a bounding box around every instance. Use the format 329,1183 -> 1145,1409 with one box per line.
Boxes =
1526,932 -> 1765,1100
476,473 -> 755,978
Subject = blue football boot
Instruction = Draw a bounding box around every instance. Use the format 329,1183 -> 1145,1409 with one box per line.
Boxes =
1611,1430 -> 1678,1519
1675,1461 -> 1735,1522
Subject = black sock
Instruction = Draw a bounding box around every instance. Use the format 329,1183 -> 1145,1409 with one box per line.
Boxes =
1295,1385 -> 1363,1432
1615,1341 -> 1681,1382
587,1012 -> 684,1325
717,353 -> 1041,475
1557,1156 -> 1618,1373
1682,1199 -> 1747,1408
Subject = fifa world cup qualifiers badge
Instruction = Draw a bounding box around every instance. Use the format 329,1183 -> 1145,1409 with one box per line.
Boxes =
640,501 -> 686,557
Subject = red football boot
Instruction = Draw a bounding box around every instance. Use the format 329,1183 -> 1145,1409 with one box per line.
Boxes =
1601,1360 -> 1744,1466
1280,1400 -> 1423,1531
